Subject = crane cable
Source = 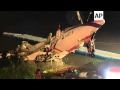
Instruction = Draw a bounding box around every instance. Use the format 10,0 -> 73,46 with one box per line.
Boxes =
87,11 -> 92,22
76,11 -> 83,24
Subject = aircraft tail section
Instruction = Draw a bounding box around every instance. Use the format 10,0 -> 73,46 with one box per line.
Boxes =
93,19 -> 105,25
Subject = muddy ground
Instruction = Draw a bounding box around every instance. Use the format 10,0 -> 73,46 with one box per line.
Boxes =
28,53 -> 120,79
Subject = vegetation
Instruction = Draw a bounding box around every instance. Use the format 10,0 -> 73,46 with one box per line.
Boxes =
92,58 -> 103,66
0,57 -> 36,79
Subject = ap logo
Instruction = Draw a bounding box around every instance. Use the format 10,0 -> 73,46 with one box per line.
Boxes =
94,11 -> 104,21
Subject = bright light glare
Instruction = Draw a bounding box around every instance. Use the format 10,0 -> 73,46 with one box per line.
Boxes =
105,68 -> 120,79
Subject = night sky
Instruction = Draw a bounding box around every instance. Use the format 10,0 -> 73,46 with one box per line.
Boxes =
0,11 -> 120,53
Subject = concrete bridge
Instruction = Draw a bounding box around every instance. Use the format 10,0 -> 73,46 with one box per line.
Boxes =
75,47 -> 120,61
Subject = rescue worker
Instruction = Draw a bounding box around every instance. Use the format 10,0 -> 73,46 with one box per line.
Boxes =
16,45 -> 21,53
90,39 -> 96,57
85,33 -> 96,57
51,24 -> 61,49
20,41 -> 29,52
56,24 -> 61,40
47,33 -> 53,45
86,42 -> 91,56
36,69 -> 42,79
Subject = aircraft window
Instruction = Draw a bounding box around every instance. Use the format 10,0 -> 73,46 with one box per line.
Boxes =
62,36 -> 64,39
64,30 -> 73,38
90,31 -> 94,35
